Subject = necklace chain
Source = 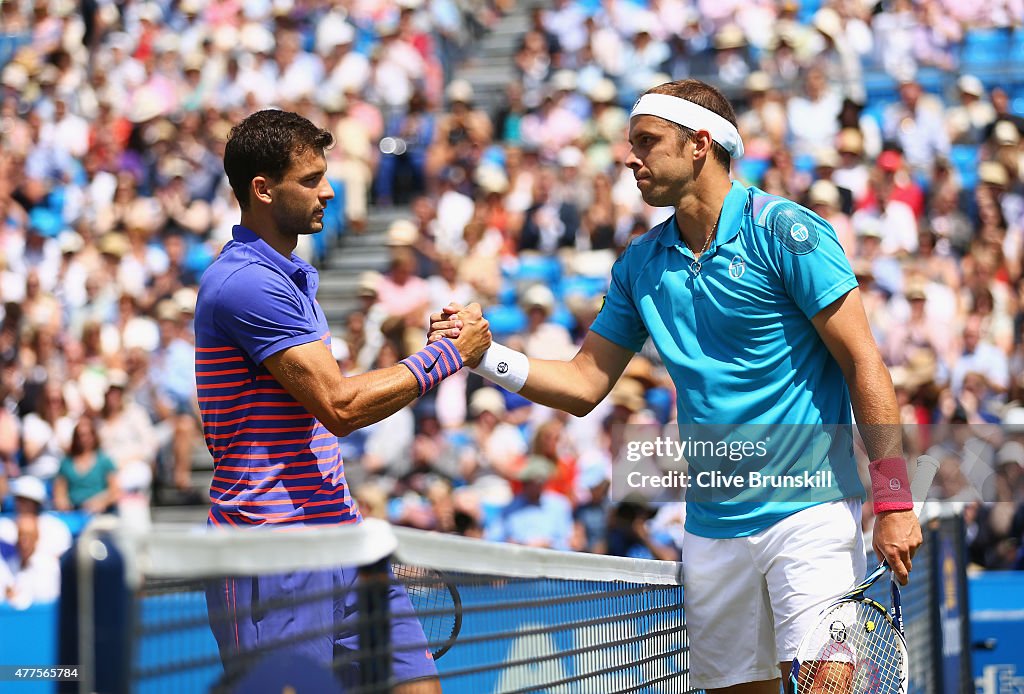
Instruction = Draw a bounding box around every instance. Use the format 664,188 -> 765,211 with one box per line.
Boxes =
687,221 -> 718,276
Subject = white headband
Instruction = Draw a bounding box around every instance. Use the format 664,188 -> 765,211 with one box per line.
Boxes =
630,93 -> 744,159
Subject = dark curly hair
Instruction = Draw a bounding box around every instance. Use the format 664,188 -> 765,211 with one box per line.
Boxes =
224,109 -> 334,209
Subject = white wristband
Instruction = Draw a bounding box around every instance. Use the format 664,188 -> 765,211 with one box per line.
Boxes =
470,342 -> 529,393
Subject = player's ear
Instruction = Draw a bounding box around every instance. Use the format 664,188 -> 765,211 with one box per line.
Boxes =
251,176 -> 272,205
692,130 -> 713,162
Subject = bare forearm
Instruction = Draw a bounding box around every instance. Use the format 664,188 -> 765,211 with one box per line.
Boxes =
329,365 -> 421,435
518,358 -> 608,417
846,356 -> 903,462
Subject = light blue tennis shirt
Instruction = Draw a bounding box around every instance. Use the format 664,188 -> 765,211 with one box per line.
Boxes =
591,180 -> 865,538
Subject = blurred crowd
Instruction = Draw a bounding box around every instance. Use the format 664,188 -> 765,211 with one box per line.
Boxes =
2,0 -> 1024,607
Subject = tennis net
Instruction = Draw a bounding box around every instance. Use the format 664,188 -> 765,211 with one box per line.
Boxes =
68,518 -> 693,694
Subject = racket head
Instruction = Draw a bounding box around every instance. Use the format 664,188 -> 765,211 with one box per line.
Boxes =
391,563 -> 462,660
791,597 -> 908,694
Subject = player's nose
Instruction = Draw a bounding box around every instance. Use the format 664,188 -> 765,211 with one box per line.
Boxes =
320,179 -> 336,201
623,148 -> 641,170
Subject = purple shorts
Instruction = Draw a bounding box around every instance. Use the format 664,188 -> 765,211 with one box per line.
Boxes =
206,564 -> 438,687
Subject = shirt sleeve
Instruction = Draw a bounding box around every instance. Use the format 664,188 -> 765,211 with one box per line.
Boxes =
213,264 -> 322,365
589,249 -> 649,352
767,204 -> 858,320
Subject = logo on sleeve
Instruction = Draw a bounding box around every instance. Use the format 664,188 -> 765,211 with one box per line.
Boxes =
771,213 -> 820,255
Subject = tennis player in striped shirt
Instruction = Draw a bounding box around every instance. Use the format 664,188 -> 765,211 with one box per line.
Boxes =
196,109 -> 490,692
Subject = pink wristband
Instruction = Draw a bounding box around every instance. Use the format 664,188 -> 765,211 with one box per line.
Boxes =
869,457 -> 913,513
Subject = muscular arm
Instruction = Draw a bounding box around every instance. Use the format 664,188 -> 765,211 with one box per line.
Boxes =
431,305 -> 634,417
517,331 -> 635,417
265,305 -> 490,438
811,287 -> 901,461
812,287 -> 922,584
263,340 -> 421,438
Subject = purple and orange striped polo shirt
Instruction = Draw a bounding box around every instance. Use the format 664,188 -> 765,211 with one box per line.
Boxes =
194,225 -> 359,527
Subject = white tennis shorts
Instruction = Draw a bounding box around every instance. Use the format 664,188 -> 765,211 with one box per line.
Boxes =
681,499 -> 866,690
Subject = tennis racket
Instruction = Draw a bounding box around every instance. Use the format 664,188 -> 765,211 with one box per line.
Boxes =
392,562 -> 463,660
790,454 -> 940,694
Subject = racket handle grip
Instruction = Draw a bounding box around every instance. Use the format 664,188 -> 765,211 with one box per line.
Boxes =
911,455 -> 939,518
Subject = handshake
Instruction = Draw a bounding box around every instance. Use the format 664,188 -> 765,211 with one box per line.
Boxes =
427,302 -> 491,368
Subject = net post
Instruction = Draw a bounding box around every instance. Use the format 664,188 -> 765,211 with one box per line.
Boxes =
357,557 -> 392,692
63,519 -> 134,694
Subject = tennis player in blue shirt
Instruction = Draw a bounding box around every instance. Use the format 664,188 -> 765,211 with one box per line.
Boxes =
431,79 -> 923,693
197,109 -> 491,693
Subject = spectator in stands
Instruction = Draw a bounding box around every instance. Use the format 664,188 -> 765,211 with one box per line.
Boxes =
882,73 -> 950,177
53,416 -> 119,514
20,380 -> 74,480
530,418 -> 578,504
853,162 -> 920,257
465,387 -> 527,479
950,314 -> 1010,403
487,454 -> 575,550
786,66 -> 841,158
97,370 -> 158,502
519,284 -> 575,361
605,500 -> 678,560
0,476 -> 71,559
427,80 -> 492,183
0,514 -> 61,609
149,298 -> 199,492
807,180 -> 855,259
736,72 -> 787,156
946,75 -> 997,145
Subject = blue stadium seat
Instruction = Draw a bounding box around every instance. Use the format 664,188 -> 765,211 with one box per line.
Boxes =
915,67 -> 945,96
862,102 -> 892,131
950,144 -> 979,190
507,255 -> 562,286
737,158 -> 771,187
960,29 -> 1012,67
862,71 -> 898,104
793,153 -> 817,175
484,305 -> 527,336
559,275 -> 607,298
796,0 -> 822,23
497,279 -> 519,306
550,305 -> 576,332
1012,31 -> 1024,61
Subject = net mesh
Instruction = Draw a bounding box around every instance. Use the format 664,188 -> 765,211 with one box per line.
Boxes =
793,599 -> 906,693
112,522 -> 694,694
84,518 -> 948,694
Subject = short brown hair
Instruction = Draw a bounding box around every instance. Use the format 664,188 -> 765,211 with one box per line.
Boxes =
643,79 -> 737,169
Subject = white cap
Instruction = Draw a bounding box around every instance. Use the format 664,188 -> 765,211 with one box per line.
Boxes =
385,219 -> 419,246
588,78 -> 617,103
521,284 -> 556,313
11,476 -> 47,505
469,388 -> 506,417
445,79 -> 474,104
550,69 -> 578,92
556,146 -> 584,168
957,74 -> 985,97
317,14 -> 355,53
997,441 -> 1024,467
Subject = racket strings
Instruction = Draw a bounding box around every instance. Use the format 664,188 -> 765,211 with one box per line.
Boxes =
392,563 -> 458,654
795,601 -> 905,693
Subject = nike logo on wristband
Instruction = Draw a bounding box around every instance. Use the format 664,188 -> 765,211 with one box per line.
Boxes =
424,351 -> 443,373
